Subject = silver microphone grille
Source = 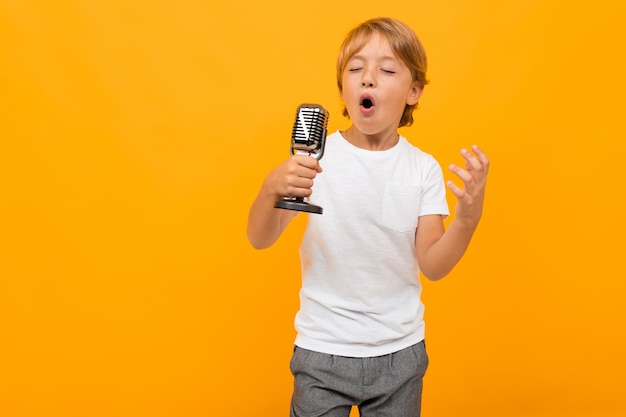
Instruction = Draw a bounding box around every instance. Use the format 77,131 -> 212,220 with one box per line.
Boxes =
291,104 -> 329,159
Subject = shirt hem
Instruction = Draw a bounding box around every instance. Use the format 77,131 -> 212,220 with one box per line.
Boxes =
294,332 -> 425,358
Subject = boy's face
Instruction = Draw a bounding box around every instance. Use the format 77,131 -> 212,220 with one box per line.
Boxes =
340,33 -> 422,136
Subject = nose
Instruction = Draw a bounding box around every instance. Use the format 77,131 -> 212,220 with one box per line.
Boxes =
361,68 -> 376,88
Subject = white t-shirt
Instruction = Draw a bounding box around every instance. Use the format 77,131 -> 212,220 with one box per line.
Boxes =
294,131 -> 450,357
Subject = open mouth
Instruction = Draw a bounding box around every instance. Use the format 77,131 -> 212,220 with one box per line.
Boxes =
361,98 -> 374,109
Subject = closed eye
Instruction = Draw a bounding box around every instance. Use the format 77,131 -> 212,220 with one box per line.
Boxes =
381,69 -> 396,74
349,67 -> 364,72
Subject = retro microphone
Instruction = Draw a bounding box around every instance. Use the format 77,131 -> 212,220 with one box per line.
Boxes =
274,104 -> 329,214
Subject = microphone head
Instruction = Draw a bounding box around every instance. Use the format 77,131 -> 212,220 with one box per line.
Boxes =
291,104 -> 329,160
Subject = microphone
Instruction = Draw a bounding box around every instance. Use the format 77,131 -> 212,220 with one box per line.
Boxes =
274,104 -> 329,214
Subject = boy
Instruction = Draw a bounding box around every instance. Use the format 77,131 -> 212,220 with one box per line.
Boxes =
247,17 -> 489,417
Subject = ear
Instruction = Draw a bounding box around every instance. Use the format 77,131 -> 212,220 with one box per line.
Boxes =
407,82 -> 423,106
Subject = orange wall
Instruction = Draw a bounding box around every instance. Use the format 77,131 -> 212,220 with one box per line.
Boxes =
1,1 -> 625,416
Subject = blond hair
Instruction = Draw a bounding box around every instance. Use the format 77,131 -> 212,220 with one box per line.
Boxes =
336,17 -> 429,127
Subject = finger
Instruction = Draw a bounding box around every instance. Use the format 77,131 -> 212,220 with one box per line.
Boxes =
290,176 -> 315,189
460,148 -> 482,172
284,177 -> 315,197
295,157 -> 322,176
471,145 -> 490,172
472,145 -> 489,175
446,180 -> 466,200
449,163 -> 473,184
293,154 -> 321,170
292,165 -> 317,179
285,185 -> 313,198
286,159 -> 319,179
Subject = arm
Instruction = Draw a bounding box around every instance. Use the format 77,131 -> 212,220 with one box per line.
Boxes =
246,154 -> 322,249
416,145 -> 489,280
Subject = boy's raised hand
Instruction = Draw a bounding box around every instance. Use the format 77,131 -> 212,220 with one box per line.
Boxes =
446,145 -> 489,228
266,154 -> 323,200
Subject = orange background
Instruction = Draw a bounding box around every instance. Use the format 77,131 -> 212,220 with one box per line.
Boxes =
1,1 -> 625,416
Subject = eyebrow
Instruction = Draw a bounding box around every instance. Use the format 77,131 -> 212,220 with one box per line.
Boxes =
349,54 -> 399,64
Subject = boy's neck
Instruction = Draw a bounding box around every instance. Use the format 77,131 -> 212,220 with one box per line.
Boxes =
341,127 -> 399,151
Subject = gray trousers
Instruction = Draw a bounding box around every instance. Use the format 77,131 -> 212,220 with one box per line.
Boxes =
289,341 -> 428,417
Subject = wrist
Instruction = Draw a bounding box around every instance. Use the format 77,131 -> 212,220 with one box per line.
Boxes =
453,214 -> 480,231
